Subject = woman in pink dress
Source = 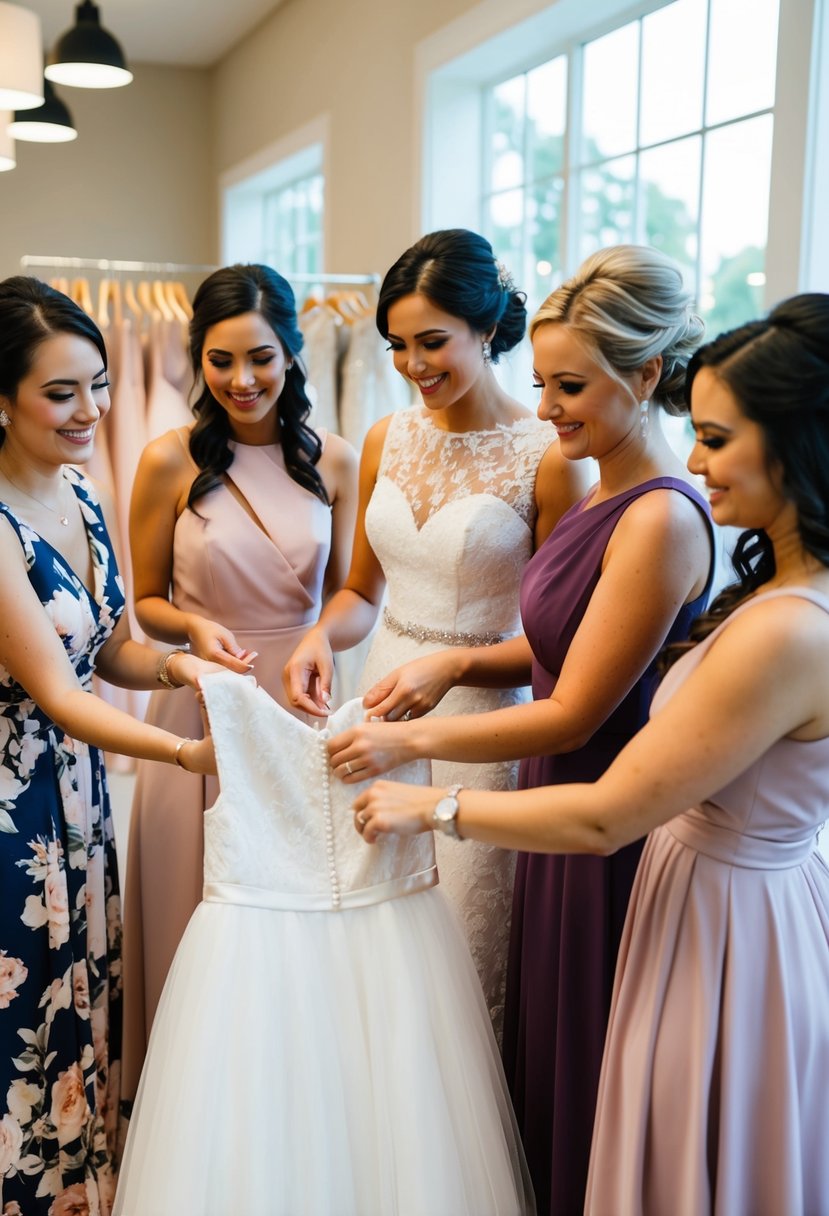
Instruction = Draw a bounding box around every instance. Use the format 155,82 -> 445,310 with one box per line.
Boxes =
121,264 -> 357,1108
354,291 -> 829,1215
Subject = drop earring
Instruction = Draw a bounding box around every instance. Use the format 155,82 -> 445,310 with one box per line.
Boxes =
639,399 -> 649,436
482,340 -> 492,367
0,409 -> 10,427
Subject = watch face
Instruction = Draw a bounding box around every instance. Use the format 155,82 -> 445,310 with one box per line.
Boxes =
434,795 -> 458,831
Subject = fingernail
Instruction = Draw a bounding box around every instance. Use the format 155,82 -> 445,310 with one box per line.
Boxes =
246,652 -> 259,661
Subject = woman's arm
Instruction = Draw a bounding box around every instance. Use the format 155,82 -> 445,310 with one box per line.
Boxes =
532,439 -> 592,548
283,416 -> 390,714
355,594 -> 829,850
129,431 -> 254,672
317,432 -> 359,601
330,487 -> 712,777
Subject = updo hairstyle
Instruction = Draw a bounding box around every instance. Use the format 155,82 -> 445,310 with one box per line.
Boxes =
376,229 -> 527,362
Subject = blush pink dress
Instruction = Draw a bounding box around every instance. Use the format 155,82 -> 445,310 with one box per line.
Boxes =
121,431 -> 331,1106
586,588 -> 829,1216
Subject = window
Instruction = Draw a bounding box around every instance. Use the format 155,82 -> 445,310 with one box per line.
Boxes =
261,171 -> 324,279
480,0 -> 780,334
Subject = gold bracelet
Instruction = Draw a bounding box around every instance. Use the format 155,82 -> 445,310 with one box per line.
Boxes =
174,738 -> 194,769
157,647 -> 189,689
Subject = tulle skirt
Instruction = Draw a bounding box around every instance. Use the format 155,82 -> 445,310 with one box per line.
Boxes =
114,887 -> 534,1215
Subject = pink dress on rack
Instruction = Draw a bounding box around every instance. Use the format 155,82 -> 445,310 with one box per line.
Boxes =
121,431 -> 332,1106
586,588 -> 829,1216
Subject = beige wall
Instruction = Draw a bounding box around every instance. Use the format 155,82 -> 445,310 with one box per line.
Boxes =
211,0 -> 482,277
0,63 -> 213,279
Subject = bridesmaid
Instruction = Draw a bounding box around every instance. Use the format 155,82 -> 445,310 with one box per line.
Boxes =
121,265 -> 358,1106
329,245 -> 714,1214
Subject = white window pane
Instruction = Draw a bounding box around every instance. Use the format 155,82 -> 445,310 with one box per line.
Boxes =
706,0 -> 780,126
639,136 -> 701,294
640,0 -> 706,146
578,155 -> 636,259
527,179 -> 565,305
486,188 -> 524,266
699,114 -> 773,334
490,75 -> 526,192
581,22 -> 639,162
527,57 -> 566,181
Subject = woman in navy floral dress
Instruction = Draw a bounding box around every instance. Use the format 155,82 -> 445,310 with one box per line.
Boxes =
0,278 -> 217,1215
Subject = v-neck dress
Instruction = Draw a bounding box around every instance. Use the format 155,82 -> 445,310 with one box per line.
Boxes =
0,469 -> 125,1215
121,434 -> 332,1106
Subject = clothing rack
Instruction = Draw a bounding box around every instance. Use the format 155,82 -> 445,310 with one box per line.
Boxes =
20,254 -> 380,288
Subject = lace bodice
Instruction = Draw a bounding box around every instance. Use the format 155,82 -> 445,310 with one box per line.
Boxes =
201,673 -> 436,910
365,407 -> 553,636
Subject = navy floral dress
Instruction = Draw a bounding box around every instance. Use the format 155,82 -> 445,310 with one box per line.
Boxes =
0,470 -> 124,1216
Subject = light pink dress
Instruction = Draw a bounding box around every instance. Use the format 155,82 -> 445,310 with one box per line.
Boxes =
586,588 -> 829,1216
121,431 -> 331,1103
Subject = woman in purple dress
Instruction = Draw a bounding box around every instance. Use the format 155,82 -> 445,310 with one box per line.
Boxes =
328,245 -> 714,1214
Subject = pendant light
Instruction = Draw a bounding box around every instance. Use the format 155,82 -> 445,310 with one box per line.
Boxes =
0,113 -> 16,171
0,3 -> 44,110
46,1 -> 133,90
10,79 -> 77,142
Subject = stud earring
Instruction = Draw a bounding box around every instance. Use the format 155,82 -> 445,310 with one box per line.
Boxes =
639,399 -> 650,436
0,409 -> 10,427
482,340 -> 492,367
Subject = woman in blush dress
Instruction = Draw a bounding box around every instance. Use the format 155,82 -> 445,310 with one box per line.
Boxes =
330,246 -> 714,1214
284,229 -> 587,1035
355,292 -> 829,1216
121,265 -> 358,1108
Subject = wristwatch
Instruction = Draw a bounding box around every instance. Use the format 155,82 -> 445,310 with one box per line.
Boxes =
432,784 -> 464,840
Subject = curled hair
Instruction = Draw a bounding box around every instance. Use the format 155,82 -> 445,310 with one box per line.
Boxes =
376,229 -> 526,362
530,245 -> 704,415
0,276 -> 108,447
661,291 -> 829,670
187,263 -> 327,510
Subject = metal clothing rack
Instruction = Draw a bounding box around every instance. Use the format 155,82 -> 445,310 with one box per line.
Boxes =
20,254 -> 380,288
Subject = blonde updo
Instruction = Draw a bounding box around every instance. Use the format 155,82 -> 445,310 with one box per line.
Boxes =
530,245 -> 704,416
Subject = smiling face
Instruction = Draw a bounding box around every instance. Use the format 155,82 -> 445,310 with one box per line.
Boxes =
531,321 -> 655,461
0,332 -> 110,469
688,365 -> 792,533
201,311 -> 290,440
385,293 -> 490,412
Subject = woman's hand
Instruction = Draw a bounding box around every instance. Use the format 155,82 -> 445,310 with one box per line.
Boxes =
169,652 -> 233,692
185,615 -> 257,674
362,651 -> 460,721
353,781 -> 445,844
283,628 -> 334,716
327,720 -> 419,782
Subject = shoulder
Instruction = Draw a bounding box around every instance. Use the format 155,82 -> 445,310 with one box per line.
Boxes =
362,412 -> 397,464
613,482 -> 709,548
318,431 -> 358,491
137,426 -> 194,479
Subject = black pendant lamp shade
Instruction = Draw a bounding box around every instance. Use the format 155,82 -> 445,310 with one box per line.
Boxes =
45,1 -> 133,90
10,78 -> 77,142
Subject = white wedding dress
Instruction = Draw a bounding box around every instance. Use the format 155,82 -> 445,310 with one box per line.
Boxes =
361,406 -> 553,1037
114,673 -> 533,1216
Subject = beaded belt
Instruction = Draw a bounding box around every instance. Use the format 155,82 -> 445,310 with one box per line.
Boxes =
383,606 -> 506,648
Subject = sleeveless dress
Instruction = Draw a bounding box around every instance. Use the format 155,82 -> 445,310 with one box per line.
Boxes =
0,472 -> 124,1215
121,435 -> 332,1104
504,477 -> 714,1216
360,406 -> 554,1036
114,675 -> 535,1216
586,587 -> 829,1216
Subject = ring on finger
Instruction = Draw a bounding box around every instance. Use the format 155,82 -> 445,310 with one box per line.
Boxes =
402,709 -> 413,721
356,811 -> 367,829
345,760 -> 354,776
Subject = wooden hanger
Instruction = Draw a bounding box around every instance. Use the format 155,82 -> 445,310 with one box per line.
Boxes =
97,278 -> 123,328
169,280 -> 193,320
124,279 -> 143,322
137,280 -> 162,320
151,279 -> 174,321
71,276 -> 94,317
164,280 -> 190,324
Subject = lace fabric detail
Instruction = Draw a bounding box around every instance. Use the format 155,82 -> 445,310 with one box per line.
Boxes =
378,406 -> 553,532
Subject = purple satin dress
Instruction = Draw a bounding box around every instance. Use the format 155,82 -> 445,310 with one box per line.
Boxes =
503,477 -> 713,1216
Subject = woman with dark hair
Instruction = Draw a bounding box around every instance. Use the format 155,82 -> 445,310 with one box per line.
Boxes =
330,244 -> 715,1214
121,264 -> 357,1100
0,276 -> 218,1214
354,292 -> 829,1215
285,229 -> 586,1032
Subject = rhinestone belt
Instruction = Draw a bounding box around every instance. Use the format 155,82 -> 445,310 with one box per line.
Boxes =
383,606 -> 506,648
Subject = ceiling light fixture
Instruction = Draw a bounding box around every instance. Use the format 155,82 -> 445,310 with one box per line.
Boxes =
10,78 -> 77,142
0,112 -> 16,170
46,1 -> 133,90
0,3 -> 44,110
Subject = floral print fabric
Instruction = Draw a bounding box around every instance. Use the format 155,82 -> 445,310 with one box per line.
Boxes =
0,471 -> 124,1215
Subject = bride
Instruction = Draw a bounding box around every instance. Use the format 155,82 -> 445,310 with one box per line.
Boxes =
284,229 -> 587,1034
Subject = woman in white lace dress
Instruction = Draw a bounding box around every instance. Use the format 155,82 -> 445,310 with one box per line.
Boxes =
285,230 -> 588,1031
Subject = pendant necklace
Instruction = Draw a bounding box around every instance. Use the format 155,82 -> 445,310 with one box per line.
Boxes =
0,467 -> 71,525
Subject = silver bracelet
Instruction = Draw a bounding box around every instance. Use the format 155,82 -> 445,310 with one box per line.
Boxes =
174,737 -> 194,768
157,647 -> 189,690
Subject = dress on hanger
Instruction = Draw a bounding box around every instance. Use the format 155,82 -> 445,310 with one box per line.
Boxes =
505,477 -> 713,1216
299,304 -> 341,434
0,473 -> 124,1216
338,311 -> 411,450
144,315 -> 192,442
114,675 -> 534,1216
586,588 -> 829,1216
359,406 -> 554,1038
121,434 -> 332,1107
